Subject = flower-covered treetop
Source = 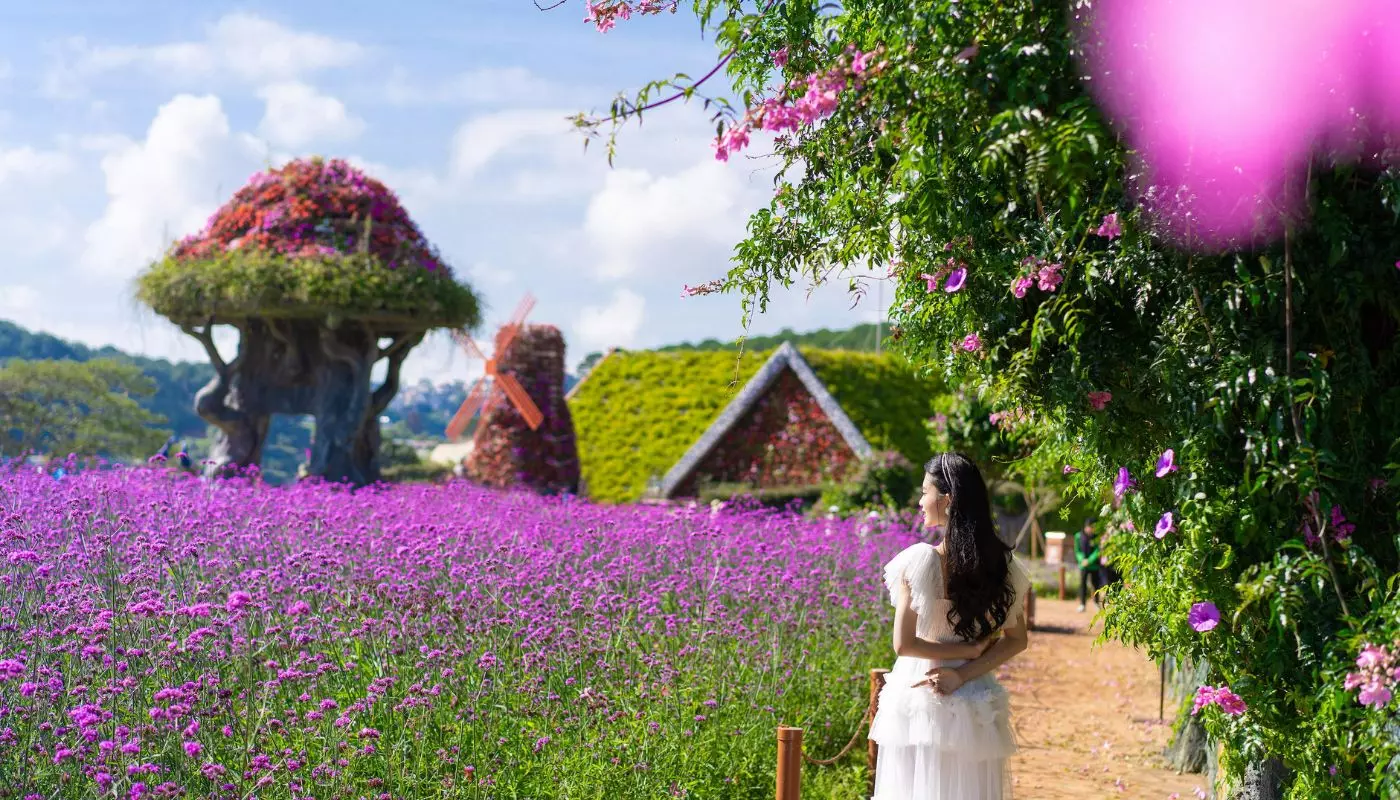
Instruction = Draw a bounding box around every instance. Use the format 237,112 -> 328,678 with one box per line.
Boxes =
137,157 -> 478,329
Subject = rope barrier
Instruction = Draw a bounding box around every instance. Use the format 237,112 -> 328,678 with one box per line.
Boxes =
800,714 -> 869,766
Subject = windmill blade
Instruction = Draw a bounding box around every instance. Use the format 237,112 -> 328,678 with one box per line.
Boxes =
451,329 -> 488,362
445,379 -> 488,441
494,371 -> 544,431
494,293 -> 536,356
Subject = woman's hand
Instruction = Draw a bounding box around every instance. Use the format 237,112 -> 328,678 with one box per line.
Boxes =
911,667 -> 965,694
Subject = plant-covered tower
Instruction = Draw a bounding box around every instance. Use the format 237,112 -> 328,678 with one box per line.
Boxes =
137,157 -> 479,486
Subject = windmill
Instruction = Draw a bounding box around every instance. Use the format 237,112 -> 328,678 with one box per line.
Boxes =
445,293 -> 545,441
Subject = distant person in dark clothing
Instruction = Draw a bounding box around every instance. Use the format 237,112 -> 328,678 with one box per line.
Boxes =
1074,518 -> 1105,612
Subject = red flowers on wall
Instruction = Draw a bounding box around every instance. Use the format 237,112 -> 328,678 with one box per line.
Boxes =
676,369 -> 858,496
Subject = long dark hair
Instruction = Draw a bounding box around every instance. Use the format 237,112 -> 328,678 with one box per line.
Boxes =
925,452 -> 1016,641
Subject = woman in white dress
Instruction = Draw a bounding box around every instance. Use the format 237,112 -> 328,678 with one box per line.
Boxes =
869,452 -> 1032,799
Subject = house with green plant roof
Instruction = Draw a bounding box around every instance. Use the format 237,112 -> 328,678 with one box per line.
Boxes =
566,341 -> 942,504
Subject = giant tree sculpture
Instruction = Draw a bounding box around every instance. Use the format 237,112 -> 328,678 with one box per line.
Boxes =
137,158 -> 479,486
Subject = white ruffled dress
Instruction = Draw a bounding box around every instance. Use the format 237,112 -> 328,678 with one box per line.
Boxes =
869,542 -> 1031,800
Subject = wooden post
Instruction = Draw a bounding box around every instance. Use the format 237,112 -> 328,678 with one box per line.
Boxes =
777,726 -> 802,800
1057,564 -> 1066,600
868,669 -> 888,797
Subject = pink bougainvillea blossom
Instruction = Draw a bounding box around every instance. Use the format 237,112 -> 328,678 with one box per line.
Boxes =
1095,212 -> 1123,239
713,47 -> 885,161
1036,262 -> 1064,292
1192,685 -> 1246,716
1087,391 -> 1113,411
1188,601 -> 1220,632
1346,641 -> 1399,710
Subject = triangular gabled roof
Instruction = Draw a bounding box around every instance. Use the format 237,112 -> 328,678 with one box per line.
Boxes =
658,341 -> 875,498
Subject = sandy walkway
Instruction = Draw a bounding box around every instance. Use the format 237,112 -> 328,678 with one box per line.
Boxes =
1001,597 -> 1208,799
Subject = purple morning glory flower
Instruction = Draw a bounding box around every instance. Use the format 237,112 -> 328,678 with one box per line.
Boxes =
1155,448 -> 1178,478
1188,601 -> 1221,632
1155,511 -> 1175,539
944,266 -> 967,292
1113,467 -> 1135,501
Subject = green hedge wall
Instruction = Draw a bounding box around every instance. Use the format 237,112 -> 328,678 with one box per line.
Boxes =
568,347 -> 943,504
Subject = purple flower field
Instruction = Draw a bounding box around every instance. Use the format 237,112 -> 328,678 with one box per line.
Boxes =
0,466 -> 918,798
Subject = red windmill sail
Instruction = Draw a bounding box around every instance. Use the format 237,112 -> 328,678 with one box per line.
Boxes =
445,293 -> 545,440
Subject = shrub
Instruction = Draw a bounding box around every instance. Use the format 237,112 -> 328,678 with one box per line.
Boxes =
818,450 -> 922,517
136,158 -> 478,329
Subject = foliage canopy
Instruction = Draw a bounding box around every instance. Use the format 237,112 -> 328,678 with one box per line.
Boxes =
591,0 -> 1400,791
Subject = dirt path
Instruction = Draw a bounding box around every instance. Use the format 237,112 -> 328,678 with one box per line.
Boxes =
1001,597 -> 1207,799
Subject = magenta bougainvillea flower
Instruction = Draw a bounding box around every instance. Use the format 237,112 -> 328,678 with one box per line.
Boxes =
1113,467 -> 1135,501
1155,448 -> 1178,477
1192,685 -> 1246,716
1188,601 -> 1221,632
1155,511 -> 1176,539
1095,213 -> 1122,239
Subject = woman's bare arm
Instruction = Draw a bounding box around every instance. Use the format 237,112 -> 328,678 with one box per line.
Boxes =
892,578 -> 994,661
946,613 -> 1028,684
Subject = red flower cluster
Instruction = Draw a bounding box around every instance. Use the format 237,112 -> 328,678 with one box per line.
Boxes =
169,158 -> 448,273
679,370 -> 858,494
466,325 -> 581,495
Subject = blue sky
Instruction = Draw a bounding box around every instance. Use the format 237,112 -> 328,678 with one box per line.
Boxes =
0,1 -> 891,383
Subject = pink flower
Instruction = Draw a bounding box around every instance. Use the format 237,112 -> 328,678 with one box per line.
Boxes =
1214,687 -> 1247,716
1155,512 -> 1175,539
287,600 -> 310,616
1095,212 -> 1122,239
1036,262 -> 1064,292
1011,275 -> 1033,298
1087,391 -> 1112,410
225,591 -> 252,612
772,47 -> 789,68
1063,465 -> 1080,475
919,270 -> 947,293
850,50 -> 870,75
183,741 -> 202,758
713,124 -> 751,162
960,333 -> 982,352
1357,682 -> 1392,709
944,266 -> 968,292
1357,644 -> 1389,670
1187,601 -> 1220,632
1155,448 -> 1178,477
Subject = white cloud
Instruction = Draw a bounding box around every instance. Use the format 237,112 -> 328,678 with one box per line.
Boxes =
0,285 -> 38,313
583,159 -> 763,279
257,82 -> 365,149
448,109 -> 577,179
44,13 -> 365,96
575,288 -> 646,351
80,94 -> 268,278
380,66 -> 562,107
0,145 -> 74,184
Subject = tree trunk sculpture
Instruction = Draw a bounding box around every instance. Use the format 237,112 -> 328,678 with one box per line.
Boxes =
183,318 -> 423,485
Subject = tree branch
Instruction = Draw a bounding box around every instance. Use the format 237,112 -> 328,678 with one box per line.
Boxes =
180,318 -> 227,376
372,332 -> 423,415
